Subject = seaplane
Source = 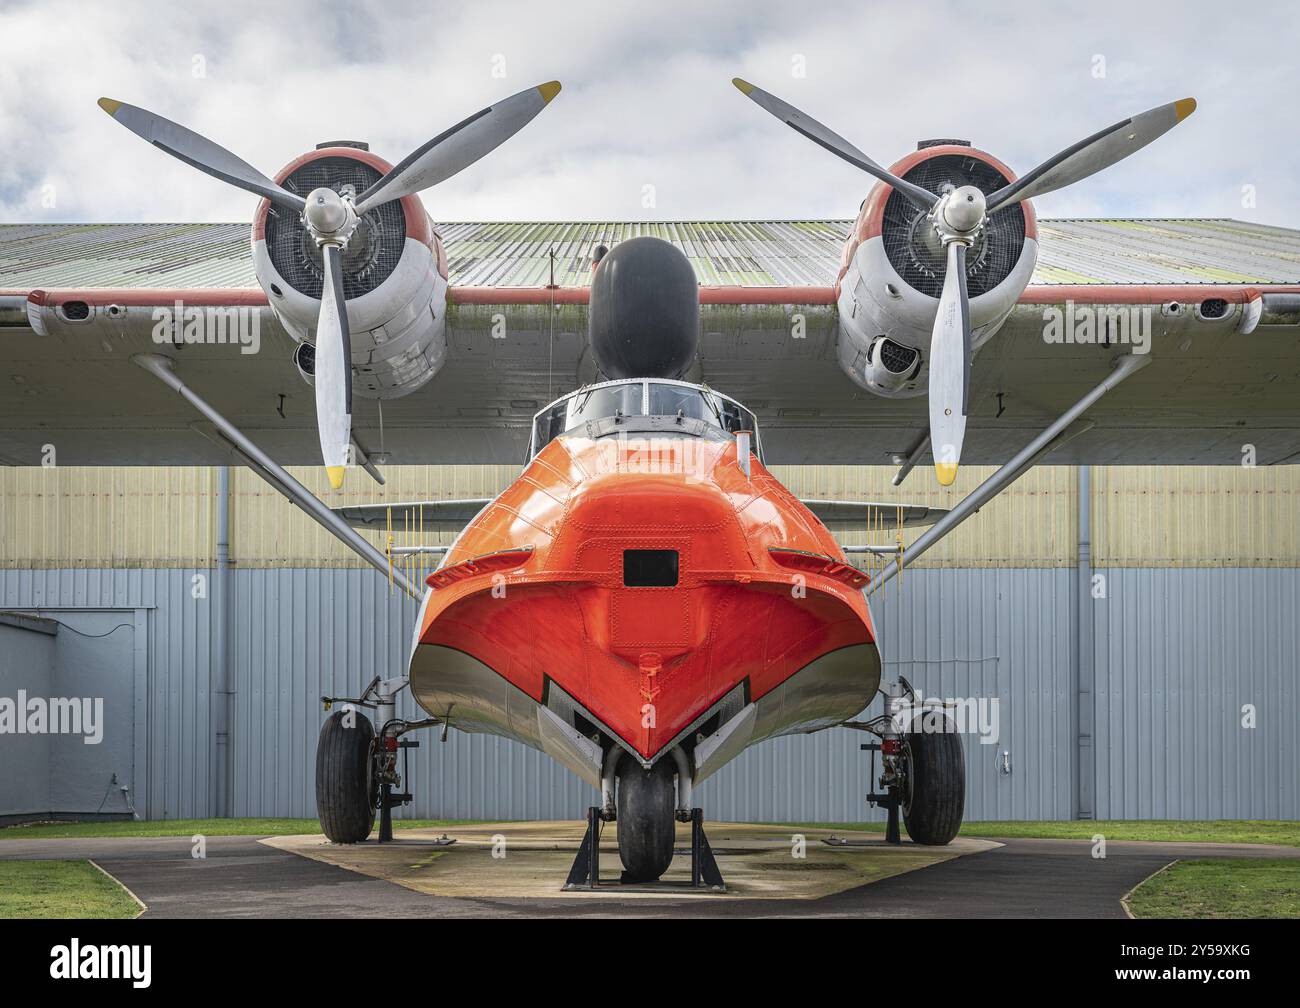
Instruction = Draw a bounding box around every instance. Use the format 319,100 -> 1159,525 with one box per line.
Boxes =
2,76 -> 1298,888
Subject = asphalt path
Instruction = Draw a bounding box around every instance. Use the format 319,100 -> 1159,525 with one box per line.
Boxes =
3,833 -> 1295,918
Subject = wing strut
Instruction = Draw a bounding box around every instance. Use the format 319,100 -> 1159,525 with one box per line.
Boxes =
132,353 -> 421,599
865,354 -> 1151,595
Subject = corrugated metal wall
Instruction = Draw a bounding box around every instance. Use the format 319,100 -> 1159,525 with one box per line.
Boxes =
1092,467 -> 1300,566
1092,568 -> 1300,821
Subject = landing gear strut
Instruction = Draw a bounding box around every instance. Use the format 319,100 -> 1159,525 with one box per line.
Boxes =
564,805 -> 724,892
565,750 -> 725,892
845,678 -> 965,846
316,676 -> 439,844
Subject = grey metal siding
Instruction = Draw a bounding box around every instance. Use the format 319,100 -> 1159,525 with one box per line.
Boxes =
2,566 -> 1295,823
1093,568 -> 1300,821
0,617 -> 56,816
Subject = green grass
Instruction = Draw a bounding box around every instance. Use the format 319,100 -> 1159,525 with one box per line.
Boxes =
783,820 -> 1300,847
1127,858 -> 1300,919
0,860 -> 140,919
0,817 -> 478,841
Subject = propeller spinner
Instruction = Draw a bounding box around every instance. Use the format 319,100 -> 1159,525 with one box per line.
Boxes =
98,82 -> 562,488
732,78 -> 1195,485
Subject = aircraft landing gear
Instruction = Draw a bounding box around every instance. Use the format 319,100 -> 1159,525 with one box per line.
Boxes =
314,708 -> 377,843
848,678 -> 965,846
565,748 -> 725,892
615,757 -> 675,881
898,723 -> 965,845
316,676 -> 439,844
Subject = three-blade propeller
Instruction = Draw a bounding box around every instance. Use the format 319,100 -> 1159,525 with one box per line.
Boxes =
732,78 -> 1195,485
99,82 -> 562,488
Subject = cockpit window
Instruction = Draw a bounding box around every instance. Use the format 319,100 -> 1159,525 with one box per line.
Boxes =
532,383 -> 643,447
530,379 -> 760,461
648,384 -> 757,442
648,383 -> 712,423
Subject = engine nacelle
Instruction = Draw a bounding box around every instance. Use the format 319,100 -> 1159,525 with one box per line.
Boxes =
251,145 -> 450,400
836,143 -> 1039,398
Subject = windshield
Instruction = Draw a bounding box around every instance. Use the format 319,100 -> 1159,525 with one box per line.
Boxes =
647,384 -> 756,438
530,380 -> 760,459
532,384 -> 643,448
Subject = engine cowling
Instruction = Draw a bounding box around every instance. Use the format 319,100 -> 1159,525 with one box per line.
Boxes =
836,143 -> 1038,398
251,144 -> 450,400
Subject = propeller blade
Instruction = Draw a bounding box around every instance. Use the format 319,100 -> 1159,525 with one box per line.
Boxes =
97,97 -> 305,212
985,98 -> 1196,214
929,241 -> 971,487
731,78 -> 938,213
354,81 -> 561,214
315,243 -> 352,489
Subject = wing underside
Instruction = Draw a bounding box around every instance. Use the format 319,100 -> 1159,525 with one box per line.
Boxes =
2,219 -> 1299,469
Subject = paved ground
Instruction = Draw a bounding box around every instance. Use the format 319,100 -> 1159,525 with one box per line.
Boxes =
262,822 -> 998,901
4,830 -> 1297,918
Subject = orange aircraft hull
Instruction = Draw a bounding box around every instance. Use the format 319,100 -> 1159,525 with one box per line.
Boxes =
409,432 -> 880,776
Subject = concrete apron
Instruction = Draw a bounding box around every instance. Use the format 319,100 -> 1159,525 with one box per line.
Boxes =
262,821 -> 1000,900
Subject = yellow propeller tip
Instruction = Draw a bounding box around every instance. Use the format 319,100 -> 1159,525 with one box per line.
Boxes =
732,78 -> 754,95
934,462 -> 958,487
326,466 -> 346,489
1175,97 -> 1197,121
537,81 -> 562,104
97,97 -> 123,115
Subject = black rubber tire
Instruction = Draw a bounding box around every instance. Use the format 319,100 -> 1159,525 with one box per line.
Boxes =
616,757 -> 676,881
315,709 -> 377,843
901,720 -> 965,845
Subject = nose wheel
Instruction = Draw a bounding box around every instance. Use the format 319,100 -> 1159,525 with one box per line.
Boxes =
615,757 -> 676,882
565,752 -> 725,892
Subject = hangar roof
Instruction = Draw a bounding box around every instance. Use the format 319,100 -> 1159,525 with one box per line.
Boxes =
1,218 -> 1298,290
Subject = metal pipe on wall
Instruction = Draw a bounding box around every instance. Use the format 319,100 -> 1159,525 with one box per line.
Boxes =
1075,465 -> 1095,819
213,466 -> 233,817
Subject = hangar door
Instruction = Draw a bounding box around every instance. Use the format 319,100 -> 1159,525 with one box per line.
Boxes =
0,609 -> 141,820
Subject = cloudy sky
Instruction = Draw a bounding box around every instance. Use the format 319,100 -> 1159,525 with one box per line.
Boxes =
1,0 -> 1296,227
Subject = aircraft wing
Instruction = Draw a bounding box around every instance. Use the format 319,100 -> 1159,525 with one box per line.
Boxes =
2,219 -> 1298,469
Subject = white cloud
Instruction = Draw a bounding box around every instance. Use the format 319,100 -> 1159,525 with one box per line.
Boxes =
1,0 -> 1296,227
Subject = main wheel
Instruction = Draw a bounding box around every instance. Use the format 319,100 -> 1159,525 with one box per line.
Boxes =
616,757 -> 676,882
315,709 -> 377,843
900,718 -> 965,845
